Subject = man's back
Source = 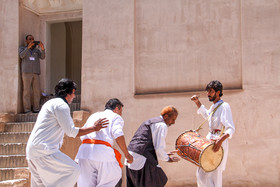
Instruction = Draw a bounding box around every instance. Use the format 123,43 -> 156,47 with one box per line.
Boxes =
76,109 -> 124,162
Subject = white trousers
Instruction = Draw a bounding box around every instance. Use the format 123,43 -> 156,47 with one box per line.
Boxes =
27,152 -> 80,187
77,159 -> 121,187
196,166 -> 223,187
196,141 -> 228,187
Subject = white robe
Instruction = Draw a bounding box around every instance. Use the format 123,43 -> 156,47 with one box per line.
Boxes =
196,100 -> 235,187
26,98 -> 80,187
75,109 -> 125,187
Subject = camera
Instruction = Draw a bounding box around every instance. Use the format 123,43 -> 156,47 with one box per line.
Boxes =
31,41 -> 40,49
33,41 -> 40,46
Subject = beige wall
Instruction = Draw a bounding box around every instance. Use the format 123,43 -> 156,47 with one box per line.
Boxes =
81,0 -> 280,186
0,0 -> 19,113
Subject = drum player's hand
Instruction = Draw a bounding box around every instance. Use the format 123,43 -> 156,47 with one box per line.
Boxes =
213,133 -> 230,152
190,95 -> 199,102
213,138 -> 222,152
191,95 -> 201,108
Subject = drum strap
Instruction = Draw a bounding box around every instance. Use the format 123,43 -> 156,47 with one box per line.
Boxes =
195,102 -> 224,133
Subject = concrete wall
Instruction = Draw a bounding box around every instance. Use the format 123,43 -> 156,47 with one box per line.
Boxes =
81,0 -> 280,186
0,0 -> 19,113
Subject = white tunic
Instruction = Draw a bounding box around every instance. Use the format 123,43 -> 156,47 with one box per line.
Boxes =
26,97 -> 80,187
125,116 -> 169,170
26,98 -> 79,159
75,109 -> 125,162
75,109 -> 125,187
196,99 -> 235,187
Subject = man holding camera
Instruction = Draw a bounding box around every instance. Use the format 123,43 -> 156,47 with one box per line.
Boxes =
19,35 -> 45,113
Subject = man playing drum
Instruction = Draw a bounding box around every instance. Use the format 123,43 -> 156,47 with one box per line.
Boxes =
191,80 -> 235,187
125,106 -> 180,187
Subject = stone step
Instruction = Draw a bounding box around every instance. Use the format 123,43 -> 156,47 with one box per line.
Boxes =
4,122 -> 34,133
0,178 -> 28,187
0,132 -> 30,143
0,143 -> 26,155
0,155 -> 27,168
15,105 -> 80,123
15,114 -> 38,123
0,167 -> 29,181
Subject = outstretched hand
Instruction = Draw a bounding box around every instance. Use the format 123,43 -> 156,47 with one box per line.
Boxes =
167,150 -> 178,156
92,118 -> 109,131
167,150 -> 180,162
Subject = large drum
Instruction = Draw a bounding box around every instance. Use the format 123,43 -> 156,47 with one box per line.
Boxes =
175,130 -> 224,172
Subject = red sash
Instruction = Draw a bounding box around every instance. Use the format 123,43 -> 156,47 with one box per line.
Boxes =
82,139 -> 123,168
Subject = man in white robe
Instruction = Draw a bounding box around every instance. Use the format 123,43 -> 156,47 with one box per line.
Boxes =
191,80 -> 235,187
75,98 -> 133,187
26,78 -> 109,187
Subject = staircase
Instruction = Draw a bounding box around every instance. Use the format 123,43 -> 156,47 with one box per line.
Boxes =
0,95 -> 81,187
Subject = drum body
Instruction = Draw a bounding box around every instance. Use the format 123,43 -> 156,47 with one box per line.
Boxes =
175,130 -> 224,172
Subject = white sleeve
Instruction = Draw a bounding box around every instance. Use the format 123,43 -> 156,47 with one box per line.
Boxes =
197,105 -> 210,119
221,103 -> 235,139
150,122 -> 169,161
111,116 -> 124,139
54,103 -> 79,138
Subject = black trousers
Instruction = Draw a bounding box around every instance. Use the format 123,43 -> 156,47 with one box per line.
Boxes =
126,161 -> 167,187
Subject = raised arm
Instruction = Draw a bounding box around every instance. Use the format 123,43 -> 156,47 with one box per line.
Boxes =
76,118 -> 109,137
191,95 -> 202,108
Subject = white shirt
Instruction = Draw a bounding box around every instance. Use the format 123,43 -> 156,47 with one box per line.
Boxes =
197,100 -> 235,139
125,116 -> 169,170
75,109 -> 124,162
26,98 -> 79,159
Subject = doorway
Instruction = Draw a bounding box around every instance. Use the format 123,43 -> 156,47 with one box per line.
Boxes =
49,21 -> 82,94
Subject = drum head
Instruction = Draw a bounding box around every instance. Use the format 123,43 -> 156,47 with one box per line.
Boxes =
199,144 -> 224,172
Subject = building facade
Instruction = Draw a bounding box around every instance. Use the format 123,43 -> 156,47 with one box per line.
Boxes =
0,0 -> 279,186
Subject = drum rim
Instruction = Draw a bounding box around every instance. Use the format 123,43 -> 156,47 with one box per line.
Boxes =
199,143 -> 224,172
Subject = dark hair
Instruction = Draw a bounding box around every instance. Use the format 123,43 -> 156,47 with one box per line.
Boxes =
25,34 -> 33,40
104,98 -> 124,110
206,80 -> 223,97
55,78 -> 77,98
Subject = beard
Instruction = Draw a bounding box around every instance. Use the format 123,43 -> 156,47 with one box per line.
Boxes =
208,94 -> 216,102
